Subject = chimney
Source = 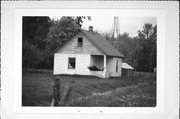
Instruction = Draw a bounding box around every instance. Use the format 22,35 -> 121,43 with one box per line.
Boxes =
89,26 -> 93,33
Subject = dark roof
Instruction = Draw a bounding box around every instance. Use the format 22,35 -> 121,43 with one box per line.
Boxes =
80,29 -> 124,57
54,29 -> 124,58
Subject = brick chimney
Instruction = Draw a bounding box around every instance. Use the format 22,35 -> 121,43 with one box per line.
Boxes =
89,26 -> 93,33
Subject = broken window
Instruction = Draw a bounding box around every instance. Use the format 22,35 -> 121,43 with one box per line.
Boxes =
68,57 -> 76,69
78,37 -> 83,47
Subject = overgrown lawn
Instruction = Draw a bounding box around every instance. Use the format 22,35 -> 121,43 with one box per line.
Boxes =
22,72 -> 156,107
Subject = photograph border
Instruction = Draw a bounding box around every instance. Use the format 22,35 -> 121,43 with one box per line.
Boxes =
1,1 -> 179,119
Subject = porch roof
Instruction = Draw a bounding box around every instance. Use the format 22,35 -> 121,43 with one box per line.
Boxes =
121,63 -> 134,69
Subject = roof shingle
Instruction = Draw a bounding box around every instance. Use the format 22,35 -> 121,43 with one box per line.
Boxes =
80,29 -> 124,57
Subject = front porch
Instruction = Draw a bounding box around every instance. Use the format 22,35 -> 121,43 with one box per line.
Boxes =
88,55 -> 108,78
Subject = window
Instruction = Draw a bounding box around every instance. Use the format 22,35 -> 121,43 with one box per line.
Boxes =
78,37 -> 83,47
68,57 -> 76,69
116,60 -> 118,72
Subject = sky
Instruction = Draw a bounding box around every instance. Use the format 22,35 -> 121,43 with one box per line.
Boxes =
50,16 -> 157,37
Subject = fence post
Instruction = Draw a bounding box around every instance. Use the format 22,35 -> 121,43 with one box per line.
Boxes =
51,78 -> 60,106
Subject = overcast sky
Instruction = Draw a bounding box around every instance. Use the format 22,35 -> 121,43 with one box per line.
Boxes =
50,16 -> 157,37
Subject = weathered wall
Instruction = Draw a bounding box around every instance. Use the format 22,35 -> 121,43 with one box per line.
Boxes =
55,32 -> 103,55
54,54 -> 122,78
106,57 -> 122,77
106,56 -> 114,77
90,55 -> 122,78
53,54 -> 90,75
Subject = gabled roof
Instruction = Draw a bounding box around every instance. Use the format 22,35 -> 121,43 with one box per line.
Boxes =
53,29 -> 124,57
80,29 -> 124,57
121,62 -> 134,69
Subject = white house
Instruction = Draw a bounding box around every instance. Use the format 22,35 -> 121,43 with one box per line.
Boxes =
53,26 -> 124,78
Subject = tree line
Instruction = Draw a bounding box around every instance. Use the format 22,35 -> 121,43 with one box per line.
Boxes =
105,23 -> 157,72
22,16 -> 156,72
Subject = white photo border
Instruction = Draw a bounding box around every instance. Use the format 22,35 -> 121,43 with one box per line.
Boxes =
14,9 -> 165,114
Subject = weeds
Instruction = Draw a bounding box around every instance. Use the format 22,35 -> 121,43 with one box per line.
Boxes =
22,72 -> 156,107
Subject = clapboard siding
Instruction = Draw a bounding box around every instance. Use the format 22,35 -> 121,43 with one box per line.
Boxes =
106,56 -> 114,77
113,57 -> 122,77
53,54 -> 90,75
106,57 -> 122,77
54,54 -> 122,77
75,55 -> 90,75
56,32 -> 103,55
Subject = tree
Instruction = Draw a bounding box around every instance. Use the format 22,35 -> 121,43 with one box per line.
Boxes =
23,40 -> 42,70
138,23 -> 153,40
75,16 -> 91,28
22,17 -> 51,70
115,33 -> 141,70
136,23 -> 157,72
22,16 -> 92,70
45,17 -> 80,53
149,25 -> 157,72
23,17 -> 51,50
107,23 -> 157,72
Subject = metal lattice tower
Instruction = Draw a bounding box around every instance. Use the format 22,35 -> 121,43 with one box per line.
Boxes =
112,16 -> 120,38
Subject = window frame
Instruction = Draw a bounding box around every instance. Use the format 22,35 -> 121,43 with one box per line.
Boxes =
78,37 -> 83,47
68,57 -> 76,69
116,60 -> 118,72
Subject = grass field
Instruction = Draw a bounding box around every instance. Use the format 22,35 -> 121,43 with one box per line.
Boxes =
22,72 -> 156,107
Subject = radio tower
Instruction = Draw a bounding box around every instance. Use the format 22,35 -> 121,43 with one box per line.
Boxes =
112,17 -> 120,38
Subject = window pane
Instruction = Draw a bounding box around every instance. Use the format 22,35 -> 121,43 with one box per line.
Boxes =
116,60 -> 118,72
78,37 -> 83,47
68,58 -> 76,69
69,58 -> 75,62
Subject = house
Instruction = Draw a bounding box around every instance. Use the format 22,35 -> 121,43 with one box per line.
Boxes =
121,62 -> 134,77
53,26 -> 124,78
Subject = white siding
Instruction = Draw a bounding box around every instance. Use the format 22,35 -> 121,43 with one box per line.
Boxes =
75,55 -> 90,75
53,53 -> 90,75
106,56 -> 114,77
55,32 -> 103,55
113,57 -> 122,77
106,57 -> 122,77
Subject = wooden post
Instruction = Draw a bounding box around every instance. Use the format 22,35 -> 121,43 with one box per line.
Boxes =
103,55 -> 107,78
51,78 -> 60,106
59,85 -> 70,106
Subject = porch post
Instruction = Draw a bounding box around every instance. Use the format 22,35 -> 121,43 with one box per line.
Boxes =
103,55 -> 107,78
